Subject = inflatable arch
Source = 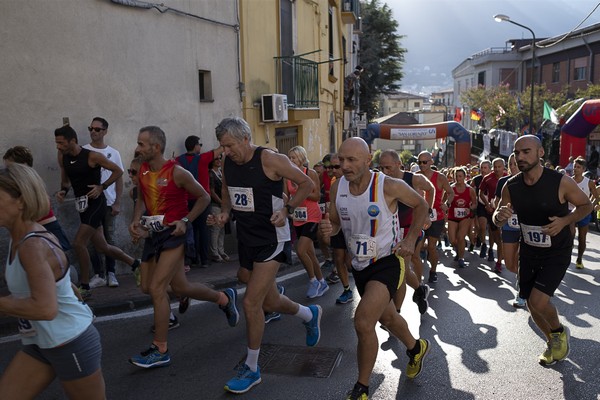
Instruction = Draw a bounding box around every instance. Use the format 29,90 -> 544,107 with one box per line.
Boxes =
360,121 -> 472,166
560,99 -> 600,166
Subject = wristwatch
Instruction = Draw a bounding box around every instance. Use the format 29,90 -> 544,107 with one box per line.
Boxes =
286,204 -> 295,215
181,217 -> 190,224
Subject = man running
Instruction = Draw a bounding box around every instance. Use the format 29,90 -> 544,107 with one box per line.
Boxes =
208,117 -> 322,394
128,126 -> 239,368
480,158 -> 507,272
321,138 -> 431,400
494,135 -> 592,366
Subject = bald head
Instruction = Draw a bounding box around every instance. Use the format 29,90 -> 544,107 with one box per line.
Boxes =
340,137 -> 370,157
515,134 -> 542,150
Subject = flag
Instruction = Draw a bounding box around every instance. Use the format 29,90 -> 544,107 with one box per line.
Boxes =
453,107 -> 462,122
470,109 -> 481,121
543,101 -> 559,124
496,105 -> 506,122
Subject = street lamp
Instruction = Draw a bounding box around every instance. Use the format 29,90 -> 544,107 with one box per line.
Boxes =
494,13 -> 536,134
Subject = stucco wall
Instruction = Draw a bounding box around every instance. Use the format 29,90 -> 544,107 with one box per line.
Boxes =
0,0 -> 241,274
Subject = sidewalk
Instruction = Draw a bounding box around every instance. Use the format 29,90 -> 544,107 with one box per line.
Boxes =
0,254 -> 304,337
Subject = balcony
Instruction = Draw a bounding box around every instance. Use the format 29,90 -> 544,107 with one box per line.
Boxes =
275,52 -> 320,120
341,0 -> 359,25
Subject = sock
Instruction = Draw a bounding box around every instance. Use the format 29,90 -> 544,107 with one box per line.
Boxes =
343,285 -> 350,291
169,311 -> 175,320
408,339 -> 422,356
295,305 -> 314,323
551,325 -> 564,334
319,278 -> 326,285
153,340 -> 168,353
353,382 -> 369,395
245,348 -> 260,372
80,283 -> 90,290
217,291 -> 229,307
310,277 -> 317,283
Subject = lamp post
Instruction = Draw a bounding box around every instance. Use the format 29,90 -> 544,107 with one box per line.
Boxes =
494,14 -> 536,134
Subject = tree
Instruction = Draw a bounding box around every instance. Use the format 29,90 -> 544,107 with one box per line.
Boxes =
359,0 -> 406,121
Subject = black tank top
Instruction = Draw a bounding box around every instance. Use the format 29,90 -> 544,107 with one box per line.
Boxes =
507,168 -> 572,255
63,148 -> 102,197
224,147 -> 289,246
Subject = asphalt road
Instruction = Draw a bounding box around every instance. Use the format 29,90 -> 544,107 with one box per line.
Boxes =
1,233 -> 599,400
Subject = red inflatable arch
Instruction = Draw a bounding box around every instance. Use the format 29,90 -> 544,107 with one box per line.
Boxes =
560,99 -> 600,166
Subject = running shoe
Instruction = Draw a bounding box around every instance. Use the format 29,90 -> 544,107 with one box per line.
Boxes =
406,339 -> 431,379
487,249 -> 495,262
220,253 -> 230,262
457,259 -> 466,268
220,288 -> 240,327
316,280 -> 329,297
494,262 -> 502,273
326,271 -> 340,284
179,296 -> 190,314
412,284 -> 430,315
512,296 -> 526,308
336,289 -> 354,304
575,261 -> 584,269
107,272 -> 119,287
304,304 -> 322,346
264,312 -> 282,324
428,272 -> 438,283
129,344 -> 171,368
479,243 -> 487,259
306,279 -> 320,298
89,274 -> 106,289
538,342 -> 555,366
224,364 -> 261,394
131,258 -> 141,272
443,235 -> 450,248
550,326 -> 570,362
277,283 -> 285,295
151,315 -> 180,332
346,384 -> 369,400
320,259 -> 334,270
468,243 -> 475,252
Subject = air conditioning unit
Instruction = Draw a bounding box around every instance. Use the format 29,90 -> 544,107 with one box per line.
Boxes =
261,94 -> 288,122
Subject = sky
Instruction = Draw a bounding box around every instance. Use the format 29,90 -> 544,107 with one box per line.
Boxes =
383,0 -> 600,93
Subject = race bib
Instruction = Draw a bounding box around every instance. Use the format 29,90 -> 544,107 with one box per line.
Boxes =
521,223 -> 551,247
75,195 -> 88,213
293,207 -> 308,222
453,208 -> 469,219
507,214 -> 520,229
349,234 -> 377,261
140,215 -> 167,232
228,187 -> 255,212
429,208 -> 437,221
18,318 -> 36,337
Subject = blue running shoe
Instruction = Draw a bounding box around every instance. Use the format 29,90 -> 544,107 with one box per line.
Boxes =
306,279 -> 320,298
336,289 -> 353,304
220,288 -> 240,327
316,280 -> 329,297
129,344 -> 171,368
304,304 -> 322,346
224,364 -> 261,394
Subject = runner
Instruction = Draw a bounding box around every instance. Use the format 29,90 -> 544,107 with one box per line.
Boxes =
321,138 -> 431,400
447,167 -> 477,268
480,158 -> 507,272
471,160 -> 491,257
0,163 -> 105,400
494,135 -> 592,366
128,125 -> 239,368
208,117 -> 322,394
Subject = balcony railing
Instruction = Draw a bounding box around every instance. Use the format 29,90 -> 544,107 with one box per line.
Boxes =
274,52 -> 319,109
341,0 -> 360,24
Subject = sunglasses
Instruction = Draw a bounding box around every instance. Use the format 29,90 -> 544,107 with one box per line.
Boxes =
127,169 -> 137,176
326,165 -> 341,169
88,126 -> 105,133
417,160 -> 429,165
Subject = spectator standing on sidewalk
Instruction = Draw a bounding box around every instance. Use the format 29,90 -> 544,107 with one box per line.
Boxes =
208,155 -> 229,262
494,135 -> 592,366
83,117 -> 124,288
209,117 -> 322,394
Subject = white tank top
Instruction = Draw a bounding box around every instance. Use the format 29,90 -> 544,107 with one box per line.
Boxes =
569,176 -> 590,210
336,171 -> 400,271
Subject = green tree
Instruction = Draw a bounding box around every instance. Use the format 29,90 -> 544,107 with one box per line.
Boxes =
359,0 -> 406,121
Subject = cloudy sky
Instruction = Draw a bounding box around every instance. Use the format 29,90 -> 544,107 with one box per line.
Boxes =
383,0 -> 600,93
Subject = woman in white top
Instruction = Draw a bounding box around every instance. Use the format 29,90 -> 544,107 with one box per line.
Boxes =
571,157 -> 600,269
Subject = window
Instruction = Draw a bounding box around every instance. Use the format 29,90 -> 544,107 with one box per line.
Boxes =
414,101 -> 421,108
477,71 -> 486,87
552,63 -> 560,83
328,6 -> 335,77
198,70 -> 213,101
574,66 -> 587,81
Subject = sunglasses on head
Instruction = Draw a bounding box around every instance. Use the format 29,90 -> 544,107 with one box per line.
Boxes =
127,169 -> 137,176
88,126 -> 105,133
326,165 -> 341,169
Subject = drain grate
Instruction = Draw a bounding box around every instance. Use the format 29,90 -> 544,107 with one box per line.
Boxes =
240,344 -> 343,378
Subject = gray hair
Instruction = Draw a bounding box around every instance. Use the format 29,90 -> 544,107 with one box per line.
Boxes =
139,126 -> 166,154
215,117 -> 252,142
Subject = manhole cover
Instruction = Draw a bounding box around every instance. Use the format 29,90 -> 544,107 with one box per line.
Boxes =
239,344 -> 343,378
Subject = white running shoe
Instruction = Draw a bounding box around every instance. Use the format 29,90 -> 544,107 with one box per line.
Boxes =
89,274 -> 107,289
107,272 -> 119,287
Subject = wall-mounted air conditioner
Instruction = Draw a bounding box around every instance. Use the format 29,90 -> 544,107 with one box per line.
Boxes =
261,94 -> 288,122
